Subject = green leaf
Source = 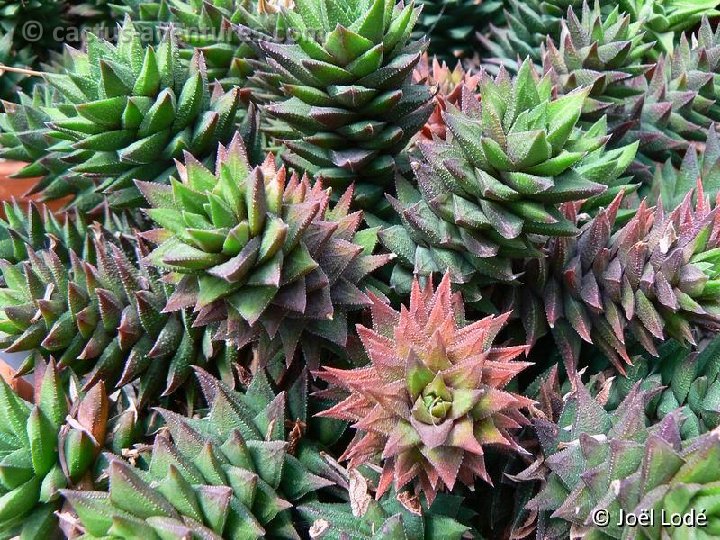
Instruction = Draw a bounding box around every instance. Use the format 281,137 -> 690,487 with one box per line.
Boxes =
228,286 -> 278,325
506,130 -> 552,168
156,465 -> 203,523
108,515 -> 159,538
76,96 -> 128,127
146,208 -> 187,235
406,352 -> 434,400
60,490 -> 118,537
481,138 -> 512,171
355,0 -> 386,42
100,60 -> 133,98
324,26 -> 374,66
546,89 -> 588,153
197,275 -> 238,307
257,217 -> 289,265
134,47 -> 161,97
345,44 -> 384,78
138,89 -> 177,138
281,242 -> 318,284
0,377 -> 31,443
27,407 -> 56,477
73,130 -> 136,152
38,362 -> 67,429
0,448 -> 34,489
64,429 -> 95,482
0,477 -> 41,522
120,130 -> 170,164
173,72 -> 206,131
109,460 -> 177,519
246,169 -> 267,237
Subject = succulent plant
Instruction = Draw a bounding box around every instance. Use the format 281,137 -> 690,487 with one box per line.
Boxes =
542,3 -> 654,122
379,60 -> 637,299
0,18 -> 245,211
112,0 -> 284,91
606,61 -> 686,169
413,0 -> 504,62
0,226 -> 234,401
508,2 -> 717,169
547,14 -> 720,168
0,199 -> 133,265
0,202 -> 95,266
537,334 -> 720,432
62,366 -> 342,539
260,0 -> 433,213
299,488 -> 473,539
630,429 -> 720,539
480,0 -> 720,73
663,17 -> 720,134
0,358 -> 107,538
622,17 -> 720,167
604,335 -> 720,440
524,378 -> 720,539
651,124 -> 720,210
412,53 -> 480,142
479,0 -> 581,71
140,134 -> 391,371
317,273 -> 533,504
507,189 -> 720,376
618,60 -> 720,167
617,0 -> 720,56
480,3 -> 720,168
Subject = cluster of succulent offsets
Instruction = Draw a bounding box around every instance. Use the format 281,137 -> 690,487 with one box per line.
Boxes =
2,0 -> 720,537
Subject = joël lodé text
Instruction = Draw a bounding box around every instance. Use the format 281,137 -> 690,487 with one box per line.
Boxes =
614,508 -> 708,528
